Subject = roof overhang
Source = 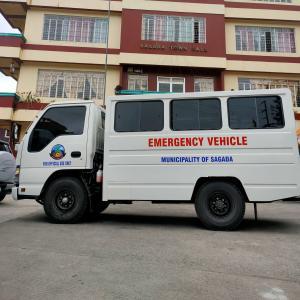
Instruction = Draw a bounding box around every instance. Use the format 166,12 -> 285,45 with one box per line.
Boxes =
0,0 -> 27,32
0,33 -> 25,80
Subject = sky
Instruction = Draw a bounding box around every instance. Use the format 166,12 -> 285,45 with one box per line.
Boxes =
0,14 -> 19,93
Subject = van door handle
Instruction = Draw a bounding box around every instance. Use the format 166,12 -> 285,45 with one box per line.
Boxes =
71,151 -> 81,158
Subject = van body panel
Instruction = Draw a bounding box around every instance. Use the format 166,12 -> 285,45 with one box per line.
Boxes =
103,89 -> 300,202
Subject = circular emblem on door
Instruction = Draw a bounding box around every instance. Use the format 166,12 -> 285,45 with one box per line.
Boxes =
50,144 -> 66,160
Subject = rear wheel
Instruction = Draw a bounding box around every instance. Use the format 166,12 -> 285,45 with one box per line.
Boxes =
43,177 -> 88,223
195,181 -> 245,231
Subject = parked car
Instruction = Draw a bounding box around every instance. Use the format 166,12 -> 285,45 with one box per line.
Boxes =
0,139 -> 11,152
0,140 -> 16,202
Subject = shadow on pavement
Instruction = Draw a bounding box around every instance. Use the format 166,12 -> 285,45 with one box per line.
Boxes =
21,211 -> 202,229
95,213 -> 201,228
240,218 -> 299,234
16,210 -> 300,234
86,213 -> 299,234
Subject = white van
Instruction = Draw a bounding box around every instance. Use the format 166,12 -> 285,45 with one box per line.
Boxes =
12,89 -> 300,230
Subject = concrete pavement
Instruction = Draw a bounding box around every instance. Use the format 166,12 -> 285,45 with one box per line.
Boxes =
0,196 -> 300,300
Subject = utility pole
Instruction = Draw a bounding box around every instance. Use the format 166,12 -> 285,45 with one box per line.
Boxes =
103,0 -> 111,107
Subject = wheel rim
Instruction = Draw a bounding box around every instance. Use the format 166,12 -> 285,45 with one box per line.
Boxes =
208,192 -> 231,217
55,190 -> 76,211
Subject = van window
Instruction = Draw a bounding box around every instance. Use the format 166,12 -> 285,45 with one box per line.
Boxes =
115,101 -> 164,132
228,96 -> 284,129
171,98 -> 222,131
28,106 -> 86,152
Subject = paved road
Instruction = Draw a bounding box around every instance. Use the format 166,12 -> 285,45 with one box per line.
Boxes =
0,196 -> 300,300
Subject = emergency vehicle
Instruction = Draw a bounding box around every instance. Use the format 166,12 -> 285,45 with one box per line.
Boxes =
12,89 -> 300,230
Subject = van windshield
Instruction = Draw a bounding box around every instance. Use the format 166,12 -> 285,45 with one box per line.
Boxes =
28,106 -> 86,152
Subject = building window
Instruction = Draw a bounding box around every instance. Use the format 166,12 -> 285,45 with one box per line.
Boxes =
43,15 -> 108,43
171,99 -> 222,131
157,77 -> 185,93
36,70 -> 105,100
252,0 -> 291,2
235,26 -> 296,53
228,96 -> 284,129
142,15 -> 206,44
128,75 -> 148,91
238,78 -> 300,107
115,101 -> 164,132
194,78 -> 215,92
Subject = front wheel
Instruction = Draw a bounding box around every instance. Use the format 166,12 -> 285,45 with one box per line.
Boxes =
43,177 -> 88,223
0,188 -> 6,202
195,181 -> 245,231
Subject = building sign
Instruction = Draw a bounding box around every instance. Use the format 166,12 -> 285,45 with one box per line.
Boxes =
140,43 -> 208,53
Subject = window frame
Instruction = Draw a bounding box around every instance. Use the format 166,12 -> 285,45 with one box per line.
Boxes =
142,14 -> 206,44
227,95 -> 285,130
28,106 -> 87,153
114,100 -> 164,133
128,74 -> 149,91
42,14 -> 108,44
36,69 -> 105,100
235,25 -> 296,53
238,77 -> 300,107
194,77 -> 215,92
170,98 -> 223,131
157,77 -> 185,93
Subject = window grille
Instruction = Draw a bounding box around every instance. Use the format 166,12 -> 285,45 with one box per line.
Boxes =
194,78 -> 215,92
36,70 -> 105,100
128,75 -> 148,91
235,26 -> 296,53
238,78 -> 300,107
43,14 -> 108,43
142,15 -> 206,43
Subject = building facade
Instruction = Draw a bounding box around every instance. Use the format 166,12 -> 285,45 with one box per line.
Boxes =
0,0 -> 300,147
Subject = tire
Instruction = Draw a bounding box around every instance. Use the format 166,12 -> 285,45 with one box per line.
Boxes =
0,189 -> 6,202
43,177 -> 88,224
195,181 -> 245,231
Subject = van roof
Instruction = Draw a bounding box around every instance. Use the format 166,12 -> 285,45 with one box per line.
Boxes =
107,88 -> 291,102
46,100 -> 105,112
47,100 -> 95,106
